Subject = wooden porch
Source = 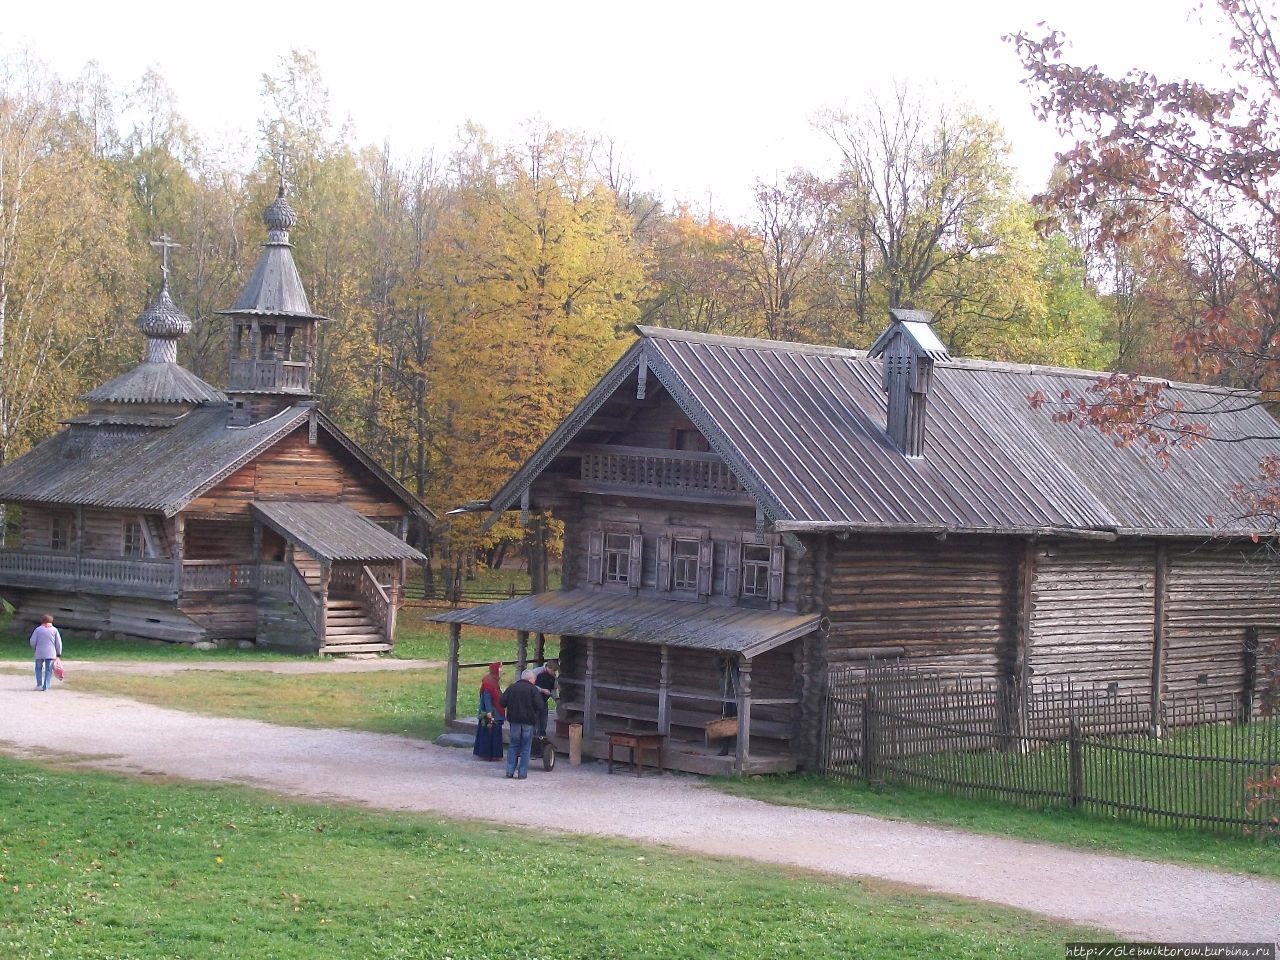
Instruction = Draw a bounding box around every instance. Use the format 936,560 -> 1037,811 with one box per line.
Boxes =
432,592 -> 818,776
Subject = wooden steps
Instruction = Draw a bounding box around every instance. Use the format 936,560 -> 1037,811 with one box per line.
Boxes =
319,593 -> 388,655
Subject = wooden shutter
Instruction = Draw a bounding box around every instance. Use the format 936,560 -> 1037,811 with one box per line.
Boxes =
696,539 -> 714,597
628,534 -> 644,587
767,543 -> 785,605
656,535 -> 673,592
724,541 -> 742,598
587,530 -> 604,584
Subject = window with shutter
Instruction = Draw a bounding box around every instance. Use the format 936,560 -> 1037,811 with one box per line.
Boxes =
742,544 -> 771,598
671,538 -> 699,592
605,533 -> 632,583
696,539 -> 714,597
724,541 -> 742,598
628,533 -> 644,587
587,530 -> 604,584
656,535 -> 674,591
767,543 -> 785,606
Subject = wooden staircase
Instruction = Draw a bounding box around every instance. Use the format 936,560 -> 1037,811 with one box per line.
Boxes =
293,553 -> 392,656
320,597 -> 391,655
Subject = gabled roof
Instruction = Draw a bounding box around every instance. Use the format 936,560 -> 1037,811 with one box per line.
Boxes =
0,404 -> 436,523
252,501 -> 424,562
82,361 -> 228,405
485,326 -> 1280,539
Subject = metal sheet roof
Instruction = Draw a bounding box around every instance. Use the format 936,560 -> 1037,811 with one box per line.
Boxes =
428,589 -> 819,656
81,361 -> 228,405
487,326 -> 1280,538
641,328 -> 1280,535
251,501 -> 424,562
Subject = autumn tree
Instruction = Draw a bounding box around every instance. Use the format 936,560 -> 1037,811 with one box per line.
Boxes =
1013,0 -> 1280,513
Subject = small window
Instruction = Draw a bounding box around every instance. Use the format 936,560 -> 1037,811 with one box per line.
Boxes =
235,324 -> 251,361
742,544 -> 771,597
260,330 -> 278,361
50,515 -> 70,552
604,534 -> 632,584
672,538 -> 700,592
122,519 -> 145,559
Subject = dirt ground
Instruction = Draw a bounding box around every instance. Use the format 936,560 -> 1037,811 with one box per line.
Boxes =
1,669 -> 1277,942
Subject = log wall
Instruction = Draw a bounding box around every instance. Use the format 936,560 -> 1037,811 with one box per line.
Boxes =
7,589 -> 205,643
186,428 -> 407,521
824,534 -> 1019,677
1164,544 -> 1280,699
1028,540 -> 1156,692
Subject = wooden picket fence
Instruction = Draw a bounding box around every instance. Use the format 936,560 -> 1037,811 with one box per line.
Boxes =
821,661 -> 1280,835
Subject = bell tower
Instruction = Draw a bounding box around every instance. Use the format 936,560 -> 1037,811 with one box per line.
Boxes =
220,185 -> 328,424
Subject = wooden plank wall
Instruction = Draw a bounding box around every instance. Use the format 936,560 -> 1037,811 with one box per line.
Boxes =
1164,544 -> 1280,699
8,589 -> 205,643
616,391 -> 698,448
825,534 -> 1019,677
183,519 -> 253,559
1028,540 -> 1155,692
187,428 -> 407,521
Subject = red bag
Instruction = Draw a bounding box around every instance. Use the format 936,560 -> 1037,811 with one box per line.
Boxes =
53,658 -> 64,681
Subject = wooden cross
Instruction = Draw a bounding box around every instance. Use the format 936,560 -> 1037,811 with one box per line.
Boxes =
149,234 -> 182,281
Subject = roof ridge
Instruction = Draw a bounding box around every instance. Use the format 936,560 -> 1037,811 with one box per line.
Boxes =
636,325 -> 866,359
638,324 -> 1257,399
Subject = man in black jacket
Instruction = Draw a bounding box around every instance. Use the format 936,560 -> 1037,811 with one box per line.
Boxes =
500,669 -> 541,779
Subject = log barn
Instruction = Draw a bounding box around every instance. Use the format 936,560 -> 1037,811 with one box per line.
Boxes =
434,312 -> 1280,774
0,191 -> 433,654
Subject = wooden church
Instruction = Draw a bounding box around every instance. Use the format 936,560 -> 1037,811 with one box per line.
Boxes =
0,189 -> 433,654
435,314 -> 1280,775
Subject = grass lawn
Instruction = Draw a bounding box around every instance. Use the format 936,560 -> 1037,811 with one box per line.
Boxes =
0,756 -> 1095,959
712,774 -> 1280,880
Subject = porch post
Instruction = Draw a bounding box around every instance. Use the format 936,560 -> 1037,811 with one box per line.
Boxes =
75,506 -> 84,582
516,630 -> 529,671
318,559 -> 331,648
657,644 -> 671,736
735,657 -> 753,774
533,632 -> 546,665
445,622 -> 461,725
583,637 -> 596,742
172,514 -> 185,592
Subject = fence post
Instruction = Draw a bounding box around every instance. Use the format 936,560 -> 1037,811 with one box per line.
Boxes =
861,692 -> 879,784
1241,627 -> 1259,724
1068,718 -> 1083,809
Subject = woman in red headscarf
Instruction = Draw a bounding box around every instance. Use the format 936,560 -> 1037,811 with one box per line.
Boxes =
473,662 -> 506,760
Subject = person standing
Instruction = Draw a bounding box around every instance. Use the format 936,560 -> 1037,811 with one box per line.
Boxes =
30,615 -> 62,692
472,662 -> 506,761
533,659 -> 559,739
499,668 -> 541,779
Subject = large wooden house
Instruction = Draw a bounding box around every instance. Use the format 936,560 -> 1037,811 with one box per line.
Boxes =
0,191 -> 433,654
434,313 -> 1280,774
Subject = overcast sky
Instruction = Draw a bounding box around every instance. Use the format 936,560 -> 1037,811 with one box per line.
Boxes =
2,0 -> 1229,218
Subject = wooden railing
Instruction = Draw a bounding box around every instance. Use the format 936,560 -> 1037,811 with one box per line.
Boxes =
357,564 -> 394,642
0,550 -> 175,593
229,359 -> 310,392
259,562 -> 290,595
289,562 -> 324,640
578,445 -> 746,495
180,560 -> 259,592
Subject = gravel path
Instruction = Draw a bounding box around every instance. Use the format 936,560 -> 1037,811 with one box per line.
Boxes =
1,671 -> 1276,942
0,657 -> 442,675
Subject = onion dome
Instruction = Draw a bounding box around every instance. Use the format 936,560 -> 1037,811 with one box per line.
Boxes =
137,277 -> 193,364
264,186 -> 298,243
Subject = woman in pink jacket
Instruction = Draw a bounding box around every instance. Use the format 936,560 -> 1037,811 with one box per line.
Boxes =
29,615 -> 62,691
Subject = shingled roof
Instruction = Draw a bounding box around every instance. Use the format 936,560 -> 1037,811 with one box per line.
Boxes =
486,326 -> 1280,539
81,361 -> 228,405
0,405 -> 434,522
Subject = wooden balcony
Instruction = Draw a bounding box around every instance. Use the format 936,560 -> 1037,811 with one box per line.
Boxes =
229,358 -> 310,392
571,444 -> 752,504
0,550 -> 176,598
0,552 -> 292,600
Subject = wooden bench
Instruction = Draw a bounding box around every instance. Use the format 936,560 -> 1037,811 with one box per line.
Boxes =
606,730 -> 665,777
